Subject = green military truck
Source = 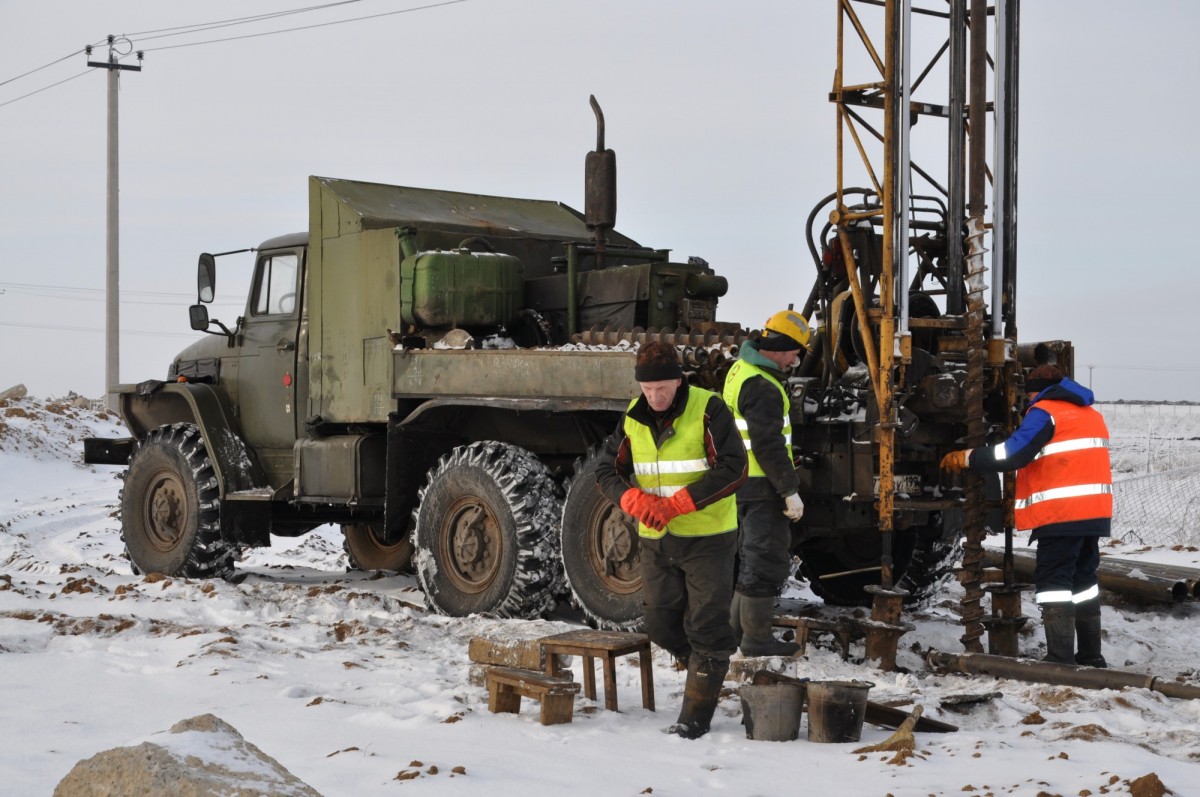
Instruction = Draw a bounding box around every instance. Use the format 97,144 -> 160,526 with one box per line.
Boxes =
85,105 -> 741,628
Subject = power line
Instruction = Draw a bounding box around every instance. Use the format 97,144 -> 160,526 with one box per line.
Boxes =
0,70 -> 93,109
1091,364 -> 1200,373
0,287 -> 243,309
0,280 -> 232,300
0,0 -> 469,109
140,0 -> 468,53
0,47 -> 92,88
0,320 -> 198,339
125,0 -> 368,41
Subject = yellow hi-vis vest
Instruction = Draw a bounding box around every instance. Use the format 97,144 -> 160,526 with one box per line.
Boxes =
722,359 -> 791,478
623,387 -> 738,539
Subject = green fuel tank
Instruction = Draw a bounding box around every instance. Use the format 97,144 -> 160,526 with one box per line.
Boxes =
400,247 -> 524,331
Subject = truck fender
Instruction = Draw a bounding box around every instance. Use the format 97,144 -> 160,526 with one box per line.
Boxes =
117,381 -> 268,498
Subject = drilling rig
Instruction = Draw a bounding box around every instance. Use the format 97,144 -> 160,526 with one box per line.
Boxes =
789,0 -> 1063,667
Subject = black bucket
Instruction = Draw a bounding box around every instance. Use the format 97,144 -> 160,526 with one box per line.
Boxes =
805,680 -> 874,743
739,683 -> 806,742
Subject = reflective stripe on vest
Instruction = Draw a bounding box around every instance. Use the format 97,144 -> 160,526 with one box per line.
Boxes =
624,387 -> 738,539
722,359 -> 791,478
1014,399 -> 1113,531
1014,483 -> 1113,510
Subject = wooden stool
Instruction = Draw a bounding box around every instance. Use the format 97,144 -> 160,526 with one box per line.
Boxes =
485,666 -> 581,725
540,629 -> 655,712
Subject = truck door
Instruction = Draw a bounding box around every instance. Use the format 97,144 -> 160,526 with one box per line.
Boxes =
237,249 -> 302,484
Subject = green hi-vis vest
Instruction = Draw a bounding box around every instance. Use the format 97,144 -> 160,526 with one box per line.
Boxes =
623,387 -> 738,539
722,359 -> 791,478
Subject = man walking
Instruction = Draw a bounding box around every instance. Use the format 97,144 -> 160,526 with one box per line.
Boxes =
722,309 -> 810,657
595,341 -> 747,738
941,363 -> 1111,667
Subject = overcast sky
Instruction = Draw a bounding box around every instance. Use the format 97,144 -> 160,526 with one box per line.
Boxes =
2,0 -> 1197,401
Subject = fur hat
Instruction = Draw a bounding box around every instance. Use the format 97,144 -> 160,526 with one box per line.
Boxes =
1027,363 -> 1064,394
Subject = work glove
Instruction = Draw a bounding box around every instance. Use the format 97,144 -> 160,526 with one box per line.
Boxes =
782,492 -> 805,521
620,488 -> 663,529
649,489 -> 698,528
939,449 -> 972,472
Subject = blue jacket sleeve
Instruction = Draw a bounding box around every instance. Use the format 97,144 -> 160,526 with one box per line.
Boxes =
967,407 -> 1055,473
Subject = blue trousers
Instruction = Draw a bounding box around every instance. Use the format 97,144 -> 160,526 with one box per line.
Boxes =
1033,535 -> 1101,604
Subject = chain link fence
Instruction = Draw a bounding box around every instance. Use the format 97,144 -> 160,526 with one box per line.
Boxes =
1112,465 -> 1200,547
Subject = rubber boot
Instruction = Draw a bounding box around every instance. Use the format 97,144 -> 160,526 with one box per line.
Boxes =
729,592 -> 745,652
667,654 -> 729,739
669,645 -> 693,672
738,595 -> 799,657
1040,603 -> 1076,665
1074,598 -> 1107,668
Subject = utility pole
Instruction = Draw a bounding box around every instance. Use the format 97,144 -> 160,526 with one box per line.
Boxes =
86,36 -> 142,410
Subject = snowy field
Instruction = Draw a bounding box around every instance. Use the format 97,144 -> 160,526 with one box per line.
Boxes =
3,396 -> 1200,796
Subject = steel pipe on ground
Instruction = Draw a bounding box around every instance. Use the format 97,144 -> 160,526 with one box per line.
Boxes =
927,650 -> 1200,700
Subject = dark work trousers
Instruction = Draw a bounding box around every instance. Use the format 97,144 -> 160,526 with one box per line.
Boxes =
735,495 -> 793,598
1034,535 -> 1101,603
640,532 -> 737,662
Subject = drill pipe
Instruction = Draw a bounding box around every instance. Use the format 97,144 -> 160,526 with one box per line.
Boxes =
958,215 -> 990,653
982,548 -> 1200,605
927,650 -> 1200,700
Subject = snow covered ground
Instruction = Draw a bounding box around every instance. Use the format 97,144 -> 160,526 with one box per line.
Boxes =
3,396 -> 1200,796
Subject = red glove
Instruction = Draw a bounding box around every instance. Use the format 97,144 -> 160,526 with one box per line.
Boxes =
939,449 -> 971,472
620,489 -> 661,527
648,489 -> 697,529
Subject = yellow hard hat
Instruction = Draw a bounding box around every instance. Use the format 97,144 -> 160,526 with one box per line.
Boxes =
761,309 -> 811,352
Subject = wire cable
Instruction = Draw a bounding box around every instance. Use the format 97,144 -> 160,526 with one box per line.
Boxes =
0,280 -> 231,299
0,49 -> 90,89
141,0 -> 467,52
0,0 -> 469,109
124,0 -> 367,41
0,70 -> 93,109
0,320 -> 200,339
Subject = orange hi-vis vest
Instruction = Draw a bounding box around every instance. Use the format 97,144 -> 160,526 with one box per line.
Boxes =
1013,399 -> 1113,531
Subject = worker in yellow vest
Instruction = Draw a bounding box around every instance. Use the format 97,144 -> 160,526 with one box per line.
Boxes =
722,309 -> 811,657
595,342 -> 748,738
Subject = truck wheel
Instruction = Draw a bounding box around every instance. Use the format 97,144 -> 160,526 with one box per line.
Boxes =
120,423 -> 234,579
413,441 -> 563,619
797,516 -> 957,607
343,523 -> 414,573
560,449 -> 644,631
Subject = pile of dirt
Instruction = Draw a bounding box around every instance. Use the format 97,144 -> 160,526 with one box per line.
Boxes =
0,392 -> 121,461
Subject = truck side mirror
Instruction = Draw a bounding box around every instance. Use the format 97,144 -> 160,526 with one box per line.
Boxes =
189,304 -> 210,331
198,253 -> 216,304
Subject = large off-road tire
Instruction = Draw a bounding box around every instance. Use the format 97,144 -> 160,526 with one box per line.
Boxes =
797,513 -> 958,607
413,441 -> 563,619
560,448 -> 644,631
343,522 -> 414,573
120,423 -> 235,578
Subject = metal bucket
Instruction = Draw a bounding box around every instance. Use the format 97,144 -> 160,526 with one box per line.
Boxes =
739,683 -> 806,742
805,680 -> 874,743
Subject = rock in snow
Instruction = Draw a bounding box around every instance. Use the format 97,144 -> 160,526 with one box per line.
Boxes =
52,714 -> 321,797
